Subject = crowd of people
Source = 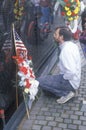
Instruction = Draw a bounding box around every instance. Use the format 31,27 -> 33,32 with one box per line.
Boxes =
31,0 -> 54,32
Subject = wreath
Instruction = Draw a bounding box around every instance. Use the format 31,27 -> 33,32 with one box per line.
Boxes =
58,0 -> 80,21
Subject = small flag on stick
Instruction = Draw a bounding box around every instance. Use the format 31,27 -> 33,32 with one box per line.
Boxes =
13,29 -> 28,59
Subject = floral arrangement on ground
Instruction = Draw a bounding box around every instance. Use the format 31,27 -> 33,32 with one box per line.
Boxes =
13,55 -> 39,103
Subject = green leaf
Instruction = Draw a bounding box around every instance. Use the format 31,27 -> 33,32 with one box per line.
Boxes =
57,0 -> 66,6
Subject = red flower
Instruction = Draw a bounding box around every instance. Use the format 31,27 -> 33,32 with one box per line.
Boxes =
29,69 -> 35,78
75,0 -> 78,2
30,74 -> 35,78
17,56 -> 24,64
25,79 -> 31,88
12,56 -> 24,64
66,3 -> 71,7
20,66 -> 28,75
12,56 -> 18,60
71,12 -> 76,16
61,12 -> 65,16
64,0 -> 68,2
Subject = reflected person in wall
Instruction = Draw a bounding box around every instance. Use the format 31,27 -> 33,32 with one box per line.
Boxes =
37,27 -> 81,104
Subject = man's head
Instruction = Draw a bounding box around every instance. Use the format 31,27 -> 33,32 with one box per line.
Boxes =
54,27 -> 72,44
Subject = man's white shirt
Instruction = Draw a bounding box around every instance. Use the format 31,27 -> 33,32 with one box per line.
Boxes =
58,41 -> 81,90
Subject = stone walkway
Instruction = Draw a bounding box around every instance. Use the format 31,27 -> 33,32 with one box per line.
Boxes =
16,42 -> 86,130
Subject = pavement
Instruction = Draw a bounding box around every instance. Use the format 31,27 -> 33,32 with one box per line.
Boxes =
16,40 -> 86,130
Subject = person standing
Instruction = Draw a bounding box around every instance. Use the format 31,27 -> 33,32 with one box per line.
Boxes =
37,27 -> 81,104
80,0 -> 85,14
39,0 -> 51,31
31,0 -> 41,17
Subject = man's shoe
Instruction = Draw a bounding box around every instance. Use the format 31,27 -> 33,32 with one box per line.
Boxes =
57,91 -> 75,104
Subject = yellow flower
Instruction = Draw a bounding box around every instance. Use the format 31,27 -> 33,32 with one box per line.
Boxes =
74,15 -> 79,20
24,88 -> 29,94
77,0 -> 80,4
66,10 -> 72,16
64,6 -> 70,11
78,3 -> 80,8
71,0 -> 74,3
68,17 -> 73,21
74,7 -> 79,14
14,9 -> 18,13
15,2 -> 18,7
20,7 -> 24,11
19,11 -> 23,16
77,0 -> 80,8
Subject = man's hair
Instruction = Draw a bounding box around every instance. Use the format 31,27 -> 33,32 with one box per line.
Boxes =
55,26 -> 72,41
59,28 -> 72,41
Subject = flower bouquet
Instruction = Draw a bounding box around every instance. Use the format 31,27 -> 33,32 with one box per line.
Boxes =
13,55 -> 39,101
58,0 -> 80,21
12,54 -> 39,118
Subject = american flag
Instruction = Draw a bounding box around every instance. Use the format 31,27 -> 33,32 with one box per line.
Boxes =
14,30 -> 28,59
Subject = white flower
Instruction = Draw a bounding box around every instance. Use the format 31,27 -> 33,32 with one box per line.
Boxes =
24,88 -> 29,93
18,71 -> 24,77
21,76 -> 26,81
29,80 -> 39,100
19,80 -> 26,86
